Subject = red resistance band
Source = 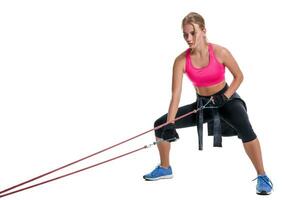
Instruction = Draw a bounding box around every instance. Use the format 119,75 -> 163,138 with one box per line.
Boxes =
0,108 -> 200,198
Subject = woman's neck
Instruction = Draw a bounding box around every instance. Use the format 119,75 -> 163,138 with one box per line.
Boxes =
191,41 -> 209,56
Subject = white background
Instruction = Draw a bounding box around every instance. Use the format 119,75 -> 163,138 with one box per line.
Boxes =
0,0 -> 299,199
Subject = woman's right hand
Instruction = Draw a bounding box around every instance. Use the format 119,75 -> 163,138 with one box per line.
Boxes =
161,123 -> 179,142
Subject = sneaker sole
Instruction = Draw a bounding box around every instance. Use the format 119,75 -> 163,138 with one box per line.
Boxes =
256,190 -> 271,195
143,175 -> 173,181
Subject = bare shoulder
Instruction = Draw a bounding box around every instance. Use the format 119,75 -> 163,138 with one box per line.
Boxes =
175,50 -> 186,65
173,50 -> 187,72
210,43 -> 232,63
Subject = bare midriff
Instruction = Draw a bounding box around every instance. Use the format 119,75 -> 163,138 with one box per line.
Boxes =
195,80 -> 226,96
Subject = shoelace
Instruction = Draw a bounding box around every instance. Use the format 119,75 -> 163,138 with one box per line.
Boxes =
150,166 -> 161,176
252,176 -> 274,191
150,165 -> 171,177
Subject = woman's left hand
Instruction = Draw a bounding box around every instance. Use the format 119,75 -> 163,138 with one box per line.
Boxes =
211,93 -> 229,107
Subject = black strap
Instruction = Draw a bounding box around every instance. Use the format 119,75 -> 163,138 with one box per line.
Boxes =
196,96 -> 223,150
196,97 -> 204,150
212,109 -> 222,147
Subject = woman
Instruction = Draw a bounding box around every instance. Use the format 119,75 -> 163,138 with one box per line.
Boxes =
143,12 -> 273,195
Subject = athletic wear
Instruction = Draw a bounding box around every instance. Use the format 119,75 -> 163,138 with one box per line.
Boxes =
185,43 -> 225,87
143,166 -> 173,181
154,84 -> 257,149
161,123 -> 179,142
254,175 -> 273,195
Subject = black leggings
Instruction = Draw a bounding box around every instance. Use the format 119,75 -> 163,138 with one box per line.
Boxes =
154,89 -> 257,143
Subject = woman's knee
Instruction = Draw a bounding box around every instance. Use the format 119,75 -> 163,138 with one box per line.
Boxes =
240,131 -> 257,143
154,117 -> 166,138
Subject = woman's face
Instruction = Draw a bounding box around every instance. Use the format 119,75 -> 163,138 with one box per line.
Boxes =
183,23 -> 205,49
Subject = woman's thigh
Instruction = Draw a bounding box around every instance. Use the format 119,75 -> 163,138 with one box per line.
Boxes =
154,102 -> 197,129
154,101 -> 213,137
219,99 -> 257,142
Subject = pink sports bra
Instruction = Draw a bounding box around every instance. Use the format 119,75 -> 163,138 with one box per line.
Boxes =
185,43 -> 225,87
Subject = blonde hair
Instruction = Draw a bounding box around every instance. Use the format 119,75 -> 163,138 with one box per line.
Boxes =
182,12 -> 207,49
181,12 -> 206,31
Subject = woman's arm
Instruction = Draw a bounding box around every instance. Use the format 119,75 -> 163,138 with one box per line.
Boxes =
220,47 -> 244,98
166,55 -> 185,124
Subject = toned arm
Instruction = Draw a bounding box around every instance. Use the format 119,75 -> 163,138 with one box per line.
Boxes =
218,46 -> 244,98
166,54 -> 185,123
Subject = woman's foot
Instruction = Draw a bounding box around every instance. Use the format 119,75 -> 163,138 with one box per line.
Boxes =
253,174 -> 273,195
143,165 -> 173,181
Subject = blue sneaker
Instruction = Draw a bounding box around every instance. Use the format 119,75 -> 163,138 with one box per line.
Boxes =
253,175 -> 273,195
143,165 -> 173,181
